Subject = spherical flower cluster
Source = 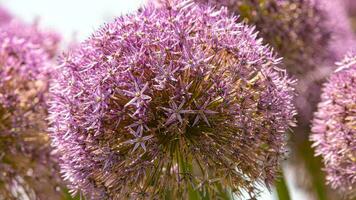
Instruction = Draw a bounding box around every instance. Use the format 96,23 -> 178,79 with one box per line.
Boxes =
49,1 -> 296,199
0,20 -> 63,199
311,54 -> 356,196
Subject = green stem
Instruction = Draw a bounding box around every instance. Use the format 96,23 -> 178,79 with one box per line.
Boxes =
276,170 -> 291,200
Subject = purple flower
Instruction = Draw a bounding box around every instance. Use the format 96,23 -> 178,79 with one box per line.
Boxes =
49,1 -> 296,199
311,54 -> 356,197
0,19 -> 63,199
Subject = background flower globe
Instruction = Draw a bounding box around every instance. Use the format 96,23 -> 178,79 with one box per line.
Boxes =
0,13 -> 64,199
49,0 -> 296,199
311,54 -> 356,198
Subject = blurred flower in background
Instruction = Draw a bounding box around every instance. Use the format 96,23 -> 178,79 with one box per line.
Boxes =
311,53 -> 356,199
0,7 -> 66,200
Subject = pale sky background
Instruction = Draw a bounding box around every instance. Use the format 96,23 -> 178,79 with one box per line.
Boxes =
0,0 -> 310,199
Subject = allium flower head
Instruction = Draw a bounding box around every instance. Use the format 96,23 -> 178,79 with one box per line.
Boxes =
311,54 -> 356,197
49,1 -> 296,199
0,20 -> 63,199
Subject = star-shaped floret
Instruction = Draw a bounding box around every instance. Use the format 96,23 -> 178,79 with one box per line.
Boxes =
192,100 -> 218,127
124,135 -> 154,152
127,117 -> 149,137
154,60 -> 179,88
128,127 -> 143,137
123,82 -> 151,108
161,100 -> 194,125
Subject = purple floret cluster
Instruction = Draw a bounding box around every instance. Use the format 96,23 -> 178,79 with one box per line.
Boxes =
311,54 -> 356,196
0,18 -> 64,199
49,1 -> 296,199
3,0 -> 355,199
